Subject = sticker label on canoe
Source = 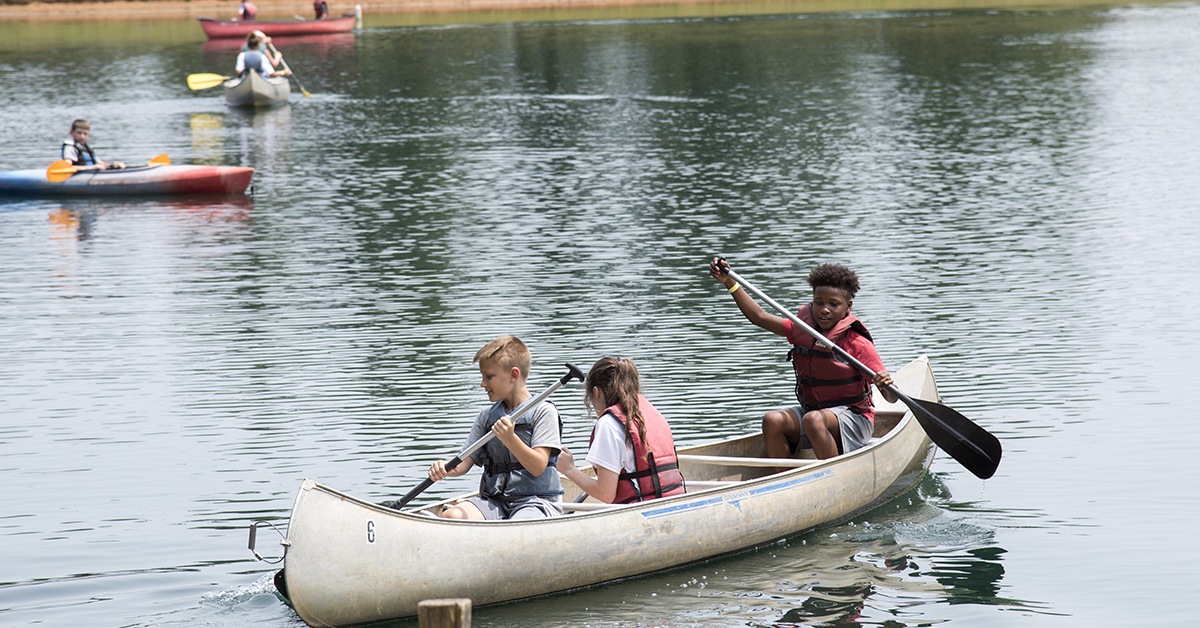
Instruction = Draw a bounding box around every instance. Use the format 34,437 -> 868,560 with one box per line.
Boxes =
366,520 -> 375,543
640,471 -> 831,520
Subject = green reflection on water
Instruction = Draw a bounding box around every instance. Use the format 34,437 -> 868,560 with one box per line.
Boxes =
0,0 -> 1152,51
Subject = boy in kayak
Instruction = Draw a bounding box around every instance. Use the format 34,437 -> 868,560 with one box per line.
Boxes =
62,120 -> 125,171
313,0 -> 329,19
427,335 -> 565,519
235,31 -> 290,80
558,357 -> 685,504
709,258 -> 897,464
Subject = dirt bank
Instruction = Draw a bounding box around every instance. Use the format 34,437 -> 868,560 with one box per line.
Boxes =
0,0 -> 739,20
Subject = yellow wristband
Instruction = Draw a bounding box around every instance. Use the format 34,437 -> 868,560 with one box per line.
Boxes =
729,283 -> 740,294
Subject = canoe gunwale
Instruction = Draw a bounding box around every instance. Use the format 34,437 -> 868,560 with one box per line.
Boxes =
300,406 -> 926,528
198,14 -> 357,39
278,355 -> 939,626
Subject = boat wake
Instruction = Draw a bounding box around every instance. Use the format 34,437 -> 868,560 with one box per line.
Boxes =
199,573 -> 279,610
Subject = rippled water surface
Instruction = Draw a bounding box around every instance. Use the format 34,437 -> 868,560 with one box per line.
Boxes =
2,3 -> 1199,626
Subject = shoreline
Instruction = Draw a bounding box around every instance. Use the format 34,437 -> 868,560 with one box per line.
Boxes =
1,0 -> 791,19
0,0 -> 1124,21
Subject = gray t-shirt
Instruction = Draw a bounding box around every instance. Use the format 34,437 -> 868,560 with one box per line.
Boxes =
464,399 -> 562,462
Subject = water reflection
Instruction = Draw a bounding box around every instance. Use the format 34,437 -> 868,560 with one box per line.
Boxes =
773,583 -> 870,627
3,4 -> 1200,628
190,113 -> 227,164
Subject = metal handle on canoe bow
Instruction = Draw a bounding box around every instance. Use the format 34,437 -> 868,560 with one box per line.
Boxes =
248,520 -> 288,564
713,257 -> 1002,480
387,362 -> 585,510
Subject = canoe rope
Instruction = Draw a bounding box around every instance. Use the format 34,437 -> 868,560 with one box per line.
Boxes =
248,520 -> 289,564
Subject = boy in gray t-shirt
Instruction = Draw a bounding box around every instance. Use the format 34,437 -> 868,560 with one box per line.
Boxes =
427,335 -> 564,519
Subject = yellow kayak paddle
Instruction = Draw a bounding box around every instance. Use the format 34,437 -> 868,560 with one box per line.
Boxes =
187,73 -> 232,91
47,154 -> 171,183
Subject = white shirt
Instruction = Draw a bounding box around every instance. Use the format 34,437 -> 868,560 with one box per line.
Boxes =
585,412 -> 636,474
235,51 -> 274,78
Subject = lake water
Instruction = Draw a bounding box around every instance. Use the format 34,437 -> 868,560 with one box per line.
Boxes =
2,3 -> 1198,626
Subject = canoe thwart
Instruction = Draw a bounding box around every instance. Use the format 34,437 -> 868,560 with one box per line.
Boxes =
677,454 -> 819,468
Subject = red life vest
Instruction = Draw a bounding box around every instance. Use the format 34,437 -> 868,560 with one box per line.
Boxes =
787,304 -> 875,420
590,395 -> 685,504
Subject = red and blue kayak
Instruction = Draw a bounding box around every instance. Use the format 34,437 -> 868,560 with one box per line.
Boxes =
198,14 -> 356,39
0,165 -> 254,196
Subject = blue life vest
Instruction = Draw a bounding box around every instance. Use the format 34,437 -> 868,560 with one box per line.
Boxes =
62,140 -> 96,166
473,400 -> 564,502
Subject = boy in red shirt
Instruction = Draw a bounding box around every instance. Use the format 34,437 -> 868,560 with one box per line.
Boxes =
710,258 -> 896,463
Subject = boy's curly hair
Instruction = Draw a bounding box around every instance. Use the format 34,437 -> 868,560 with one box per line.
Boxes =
807,264 -> 860,298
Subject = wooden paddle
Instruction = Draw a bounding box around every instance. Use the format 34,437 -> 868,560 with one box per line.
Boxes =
387,362 -> 585,510
187,73 -> 232,91
46,153 -> 170,182
268,43 -> 311,97
713,259 -> 1002,480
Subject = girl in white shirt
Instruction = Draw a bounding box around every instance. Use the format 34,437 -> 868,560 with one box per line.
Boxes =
559,357 -> 684,504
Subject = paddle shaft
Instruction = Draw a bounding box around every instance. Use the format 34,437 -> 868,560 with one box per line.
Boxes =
717,263 -> 1000,477
47,154 -> 169,182
388,362 -> 584,510
268,44 -> 311,96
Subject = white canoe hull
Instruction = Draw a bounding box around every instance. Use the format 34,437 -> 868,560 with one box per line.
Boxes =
277,356 -> 939,627
224,71 -> 290,107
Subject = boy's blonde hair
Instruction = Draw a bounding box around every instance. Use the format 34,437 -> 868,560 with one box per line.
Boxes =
474,335 -> 531,380
71,119 -> 90,132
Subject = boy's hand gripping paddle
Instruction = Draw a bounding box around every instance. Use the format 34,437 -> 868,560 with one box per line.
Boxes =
387,363 -> 585,510
714,257 -> 1002,480
46,154 -> 170,182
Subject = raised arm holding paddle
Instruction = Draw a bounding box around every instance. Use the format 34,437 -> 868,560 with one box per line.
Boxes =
709,257 -> 1001,479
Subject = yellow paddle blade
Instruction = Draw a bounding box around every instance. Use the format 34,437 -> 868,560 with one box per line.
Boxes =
46,159 -> 76,182
187,73 -> 231,90
148,154 -> 171,166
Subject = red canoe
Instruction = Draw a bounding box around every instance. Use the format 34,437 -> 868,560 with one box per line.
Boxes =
198,14 -> 356,39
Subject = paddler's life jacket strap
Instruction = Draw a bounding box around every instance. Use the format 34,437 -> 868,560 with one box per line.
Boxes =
802,392 -> 869,411
787,344 -> 852,364
616,453 -> 683,504
483,457 -> 558,476
797,375 -> 864,387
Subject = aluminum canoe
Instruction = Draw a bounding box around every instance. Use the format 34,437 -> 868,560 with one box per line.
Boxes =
225,71 -> 290,107
198,14 -> 356,39
270,355 -> 940,627
0,165 -> 254,196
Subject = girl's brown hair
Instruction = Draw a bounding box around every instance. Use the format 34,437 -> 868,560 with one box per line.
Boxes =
585,357 -> 646,449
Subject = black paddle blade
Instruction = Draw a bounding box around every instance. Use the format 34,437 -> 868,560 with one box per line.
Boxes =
905,396 -> 1002,479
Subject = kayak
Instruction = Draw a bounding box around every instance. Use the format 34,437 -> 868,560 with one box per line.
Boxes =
0,165 -> 254,196
225,71 -> 290,107
198,14 -> 356,39
256,356 -> 940,627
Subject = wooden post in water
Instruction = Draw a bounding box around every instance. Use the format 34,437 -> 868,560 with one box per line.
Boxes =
418,598 -> 471,628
